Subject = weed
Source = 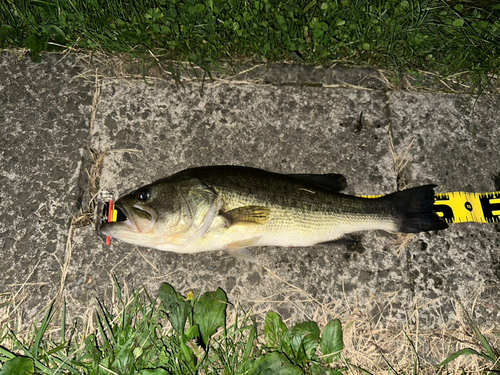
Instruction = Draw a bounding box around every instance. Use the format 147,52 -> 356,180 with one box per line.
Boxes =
1,1 -> 499,90
0,281 -> 345,374
2,282 -> 500,374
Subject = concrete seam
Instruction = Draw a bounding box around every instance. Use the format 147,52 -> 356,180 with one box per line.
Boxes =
90,71 -> 102,134
385,90 -> 417,321
56,70 -> 103,305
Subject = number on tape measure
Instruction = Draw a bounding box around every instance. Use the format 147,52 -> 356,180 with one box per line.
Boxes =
360,190 -> 500,224
434,191 -> 500,224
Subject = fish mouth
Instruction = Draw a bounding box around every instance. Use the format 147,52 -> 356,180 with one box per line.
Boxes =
100,201 -> 158,238
130,203 -> 158,231
100,203 -> 138,236
115,202 -> 139,231
116,202 -> 157,231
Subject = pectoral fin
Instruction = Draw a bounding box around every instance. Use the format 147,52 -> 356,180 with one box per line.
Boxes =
221,206 -> 270,227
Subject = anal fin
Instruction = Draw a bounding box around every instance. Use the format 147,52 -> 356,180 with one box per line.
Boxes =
224,237 -> 261,262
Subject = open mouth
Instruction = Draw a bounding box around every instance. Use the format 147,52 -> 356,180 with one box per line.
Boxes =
114,202 -> 139,231
130,204 -> 158,231
100,200 -> 157,234
114,203 -> 129,222
99,201 -> 136,233
102,201 -> 129,223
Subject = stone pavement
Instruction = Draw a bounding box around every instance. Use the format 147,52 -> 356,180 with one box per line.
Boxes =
1,51 -> 499,337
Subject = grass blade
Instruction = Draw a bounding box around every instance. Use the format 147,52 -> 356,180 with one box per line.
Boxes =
33,301 -> 54,358
439,348 -> 483,367
0,346 -> 15,360
61,297 -> 66,345
242,323 -> 257,363
7,331 -> 51,373
112,274 -> 122,302
462,307 -> 496,361
403,331 -> 421,373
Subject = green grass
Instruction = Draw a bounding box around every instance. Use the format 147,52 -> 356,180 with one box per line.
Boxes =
1,0 -> 499,90
1,281 -> 500,374
0,281 -> 346,375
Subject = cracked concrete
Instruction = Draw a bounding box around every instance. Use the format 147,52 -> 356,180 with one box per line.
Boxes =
1,51 -> 500,349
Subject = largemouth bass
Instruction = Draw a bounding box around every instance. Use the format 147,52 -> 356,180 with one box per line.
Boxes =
100,166 -> 448,260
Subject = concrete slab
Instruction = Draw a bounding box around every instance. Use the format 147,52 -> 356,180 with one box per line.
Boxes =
389,91 -> 500,327
77,76 -> 408,324
0,52 -> 94,316
1,51 -> 499,344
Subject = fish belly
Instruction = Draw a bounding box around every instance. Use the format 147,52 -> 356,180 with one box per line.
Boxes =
173,211 -> 396,253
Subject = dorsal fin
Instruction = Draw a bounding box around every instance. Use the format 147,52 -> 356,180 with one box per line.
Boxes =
287,173 -> 347,193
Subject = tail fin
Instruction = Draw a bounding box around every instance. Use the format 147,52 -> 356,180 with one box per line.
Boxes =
383,185 -> 448,233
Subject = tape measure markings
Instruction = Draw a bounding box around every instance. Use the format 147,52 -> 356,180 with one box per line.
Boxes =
361,190 -> 500,224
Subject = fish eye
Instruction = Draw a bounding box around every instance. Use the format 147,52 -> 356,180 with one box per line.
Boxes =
136,189 -> 150,202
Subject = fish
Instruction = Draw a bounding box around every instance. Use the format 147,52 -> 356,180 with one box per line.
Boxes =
100,165 -> 448,261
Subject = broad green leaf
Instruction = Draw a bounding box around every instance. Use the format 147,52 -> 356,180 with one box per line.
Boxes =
453,19 -> 464,27
282,321 -> 320,365
158,283 -> 183,310
159,283 -> 192,333
133,347 -> 143,359
311,362 -> 346,375
194,4 -> 205,13
264,311 -> 288,348
248,352 -> 302,375
0,357 -> 34,375
181,324 -> 202,368
84,334 -> 102,362
193,288 -> 227,348
313,29 -> 324,39
170,301 -> 192,334
320,319 -> 343,363
184,325 -> 200,341
114,325 -> 137,372
25,34 -> 48,63
180,341 -> 197,369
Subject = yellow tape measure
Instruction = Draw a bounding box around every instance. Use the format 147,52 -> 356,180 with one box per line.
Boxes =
434,191 -> 500,224
361,191 -> 500,224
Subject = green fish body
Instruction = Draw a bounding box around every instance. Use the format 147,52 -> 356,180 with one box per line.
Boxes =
100,166 -> 447,260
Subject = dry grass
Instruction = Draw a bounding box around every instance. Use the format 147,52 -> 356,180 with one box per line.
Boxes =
1,267 -> 499,374
59,50 -> 500,96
